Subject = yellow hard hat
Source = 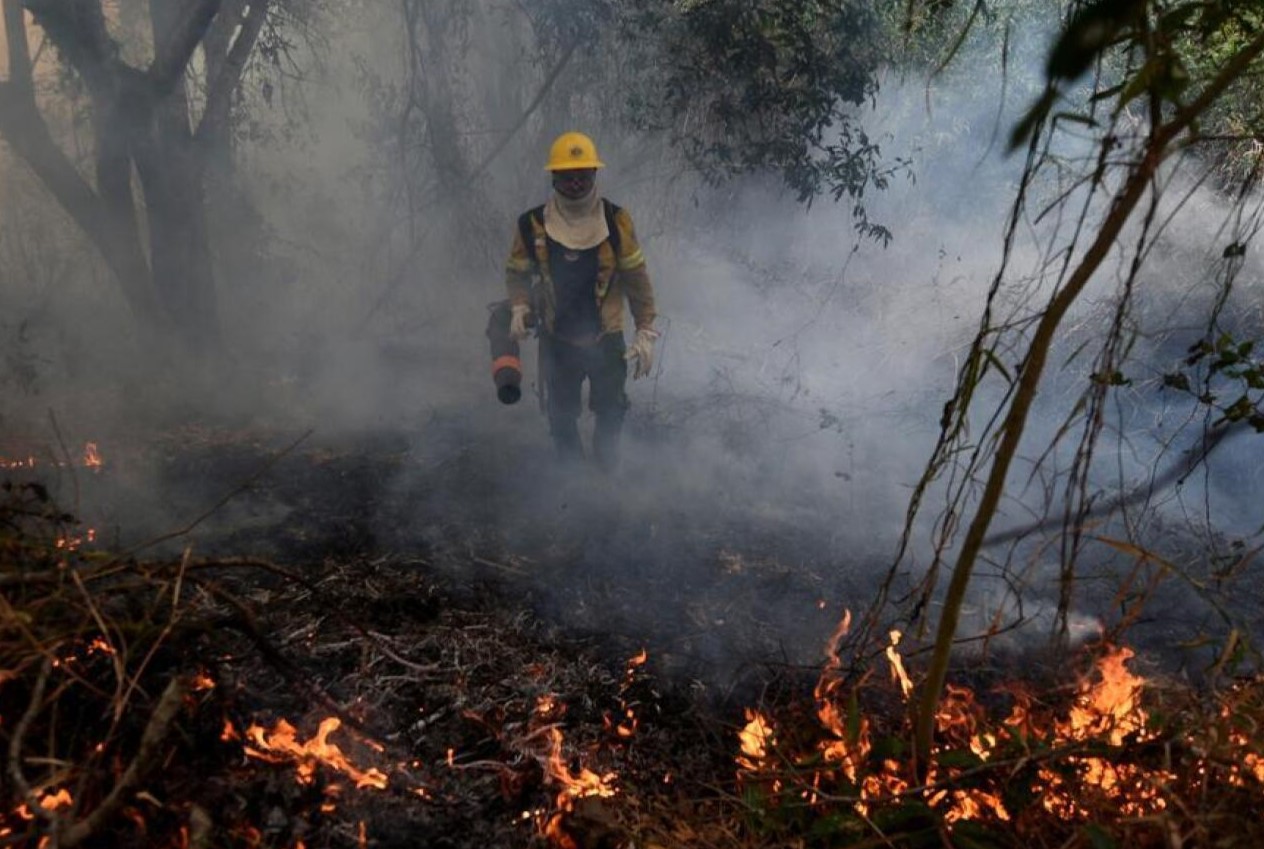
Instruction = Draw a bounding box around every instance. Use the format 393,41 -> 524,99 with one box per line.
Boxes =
545,131 -> 605,171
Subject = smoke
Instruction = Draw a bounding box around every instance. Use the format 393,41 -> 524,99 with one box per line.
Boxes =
2,1 -> 1261,686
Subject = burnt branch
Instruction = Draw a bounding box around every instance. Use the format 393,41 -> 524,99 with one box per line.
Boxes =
56,676 -> 189,848
5,658 -> 52,821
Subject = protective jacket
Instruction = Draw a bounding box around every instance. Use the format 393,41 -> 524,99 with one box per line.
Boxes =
504,200 -> 656,338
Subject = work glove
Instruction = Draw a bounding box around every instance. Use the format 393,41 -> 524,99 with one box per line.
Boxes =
624,327 -> 660,380
509,303 -> 532,341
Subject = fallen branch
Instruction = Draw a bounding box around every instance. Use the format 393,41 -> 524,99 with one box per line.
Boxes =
56,675 -> 189,848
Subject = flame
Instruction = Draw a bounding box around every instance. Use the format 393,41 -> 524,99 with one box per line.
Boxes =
737,709 -> 775,771
87,636 -> 114,655
244,718 -> 389,790
542,726 -> 617,804
885,630 -> 913,699
742,610 -> 1186,827
1238,740 -> 1264,783
603,649 -> 648,741
0,454 -> 36,469
0,442 -> 103,471
1033,644 -> 1170,817
15,788 -> 73,820
55,528 -> 96,551
606,706 -> 638,739
534,688 -> 622,848
1215,689 -> 1264,787
812,608 -> 878,790
934,683 -> 986,753
53,636 -> 115,668
536,694 -> 561,718
1065,645 -> 1147,745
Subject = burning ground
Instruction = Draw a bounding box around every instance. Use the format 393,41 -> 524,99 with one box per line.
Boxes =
3,424 -> 1264,848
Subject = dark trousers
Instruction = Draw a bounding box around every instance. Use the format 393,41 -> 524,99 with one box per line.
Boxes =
543,333 -> 628,470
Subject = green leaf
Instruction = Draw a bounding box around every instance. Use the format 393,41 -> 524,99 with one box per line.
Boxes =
1119,57 -> 1161,105
1162,372 -> 1191,392
1046,0 -> 1143,82
1090,370 -> 1131,386
1009,87 -> 1058,153
1052,111 -> 1101,130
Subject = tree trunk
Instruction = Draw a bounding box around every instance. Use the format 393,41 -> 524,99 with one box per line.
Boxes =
0,0 -> 231,351
1,0 -> 161,328
142,0 -> 219,349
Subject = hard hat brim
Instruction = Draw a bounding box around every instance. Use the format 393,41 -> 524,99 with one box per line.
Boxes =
545,159 -> 605,172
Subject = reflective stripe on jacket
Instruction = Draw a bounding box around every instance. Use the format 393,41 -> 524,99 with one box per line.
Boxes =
504,201 -> 656,337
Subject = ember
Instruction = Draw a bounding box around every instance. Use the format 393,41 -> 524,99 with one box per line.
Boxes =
0,441 -> 104,471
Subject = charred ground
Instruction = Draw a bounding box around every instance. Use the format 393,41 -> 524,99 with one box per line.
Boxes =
3,421 -> 1263,849
0,419 -> 875,848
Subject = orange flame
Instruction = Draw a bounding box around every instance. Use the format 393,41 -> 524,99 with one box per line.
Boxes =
885,630 -> 913,700
737,627 -> 1264,835
542,727 -> 617,805
244,718 -> 389,790
1065,645 -> 1147,745
55,528 -> 96,551
534,690 -> 621,849
737,709 -> 775,771
1036,645 -> 1170,817
0,442 -> 103,471
15,788 -> 73,820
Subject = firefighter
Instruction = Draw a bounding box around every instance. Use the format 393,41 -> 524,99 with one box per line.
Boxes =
503,131 -> 659,470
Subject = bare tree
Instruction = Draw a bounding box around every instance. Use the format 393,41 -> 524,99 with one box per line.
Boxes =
867,0 -> 1264,774
0,0 -> 271,350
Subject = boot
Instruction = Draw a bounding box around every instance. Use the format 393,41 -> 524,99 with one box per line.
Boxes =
593,416 -> 623,473
550,418 -> 584,463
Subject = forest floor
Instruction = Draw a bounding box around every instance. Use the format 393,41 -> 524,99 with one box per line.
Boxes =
3,420 -> 1263,848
